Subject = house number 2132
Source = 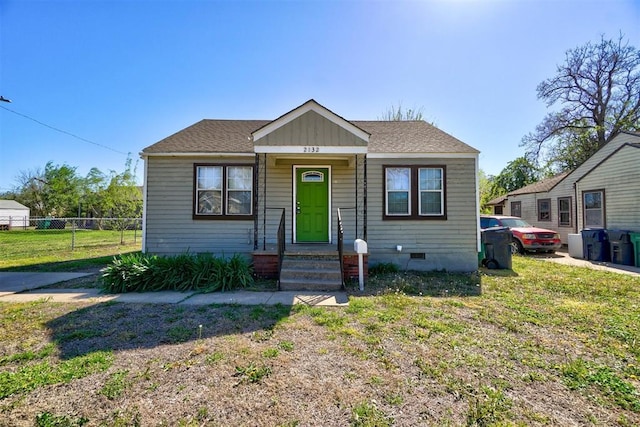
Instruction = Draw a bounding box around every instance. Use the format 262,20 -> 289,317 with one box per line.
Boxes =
303,146 -> 320,153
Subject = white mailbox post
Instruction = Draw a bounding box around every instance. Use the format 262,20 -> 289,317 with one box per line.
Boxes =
354,239 -> 368,291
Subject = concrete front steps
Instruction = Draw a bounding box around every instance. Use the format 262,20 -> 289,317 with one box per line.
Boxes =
279,253 -> 343,291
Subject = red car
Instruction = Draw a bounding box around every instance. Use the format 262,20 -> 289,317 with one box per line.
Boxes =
480,215 -> 562,254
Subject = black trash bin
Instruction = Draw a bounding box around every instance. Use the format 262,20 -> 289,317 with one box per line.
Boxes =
607,230 -> 635,266
581,228 -> 610,262
481,227 -> 513,269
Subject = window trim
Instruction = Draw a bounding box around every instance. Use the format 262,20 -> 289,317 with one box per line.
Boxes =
383,165 -> 447,220
557,196 -> 572,227
537,198 -> 551,222
510,201 -> 522,217
582,189 -> 605,229
193,163 -> 255,220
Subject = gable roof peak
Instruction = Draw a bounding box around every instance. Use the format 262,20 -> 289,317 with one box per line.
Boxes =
251,99 -> 370,143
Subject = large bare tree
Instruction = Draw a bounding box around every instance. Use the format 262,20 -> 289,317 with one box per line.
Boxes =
522,34 -> 640,171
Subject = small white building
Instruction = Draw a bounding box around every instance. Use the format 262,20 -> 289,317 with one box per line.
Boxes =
0,200 -> 30,229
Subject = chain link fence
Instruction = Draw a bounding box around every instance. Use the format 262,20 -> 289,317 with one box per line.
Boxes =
0,216 -> 142,250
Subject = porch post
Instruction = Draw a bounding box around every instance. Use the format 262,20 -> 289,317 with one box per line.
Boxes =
363,154 -> 367,241
253,153 -> 259,250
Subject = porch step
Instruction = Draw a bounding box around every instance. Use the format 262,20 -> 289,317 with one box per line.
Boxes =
279,255 -> 343,291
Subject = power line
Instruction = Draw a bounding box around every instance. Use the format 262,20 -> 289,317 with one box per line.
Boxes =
0,105 -> 129,155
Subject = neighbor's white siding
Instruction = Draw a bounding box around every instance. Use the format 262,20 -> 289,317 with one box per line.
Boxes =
576,144 -> 640,231
505,133 -> 639,244
0,208 -> 30,227
366,157 -> 478,271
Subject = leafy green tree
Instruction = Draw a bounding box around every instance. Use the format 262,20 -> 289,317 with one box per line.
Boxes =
522,34 -> 640,171
41,162 -> 81,217
478,169 -> 503,214
13,167 -> 46,216
100,157 -> 142,243
11,163 -> 81,217
493,157 -> 540,193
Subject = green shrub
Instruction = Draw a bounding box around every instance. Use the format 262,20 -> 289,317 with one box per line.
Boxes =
101,252 -> 253,293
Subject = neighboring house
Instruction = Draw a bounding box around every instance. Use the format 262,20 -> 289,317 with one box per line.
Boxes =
0,200 -> 30,229
575,140 -> 640,232
499,172 -> 569,240
498,131 -> 640,244
486,195 -> 507,214
140,99 -> 480,278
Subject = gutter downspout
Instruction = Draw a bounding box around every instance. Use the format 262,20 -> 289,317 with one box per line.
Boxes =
474,153 -> 481,252
140,153 -> 148,253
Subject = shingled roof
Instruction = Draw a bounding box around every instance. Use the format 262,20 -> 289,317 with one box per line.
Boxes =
142,118 -> 478,155
507,172 -> 570,196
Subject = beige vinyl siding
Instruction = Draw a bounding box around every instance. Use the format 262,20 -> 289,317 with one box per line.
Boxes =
576,145 -> 640,231
367,157 -> 478,271
506,192 -> 568,239
257,111 -> 367,147
257,155 -> 364,246
145,156 -> 256,256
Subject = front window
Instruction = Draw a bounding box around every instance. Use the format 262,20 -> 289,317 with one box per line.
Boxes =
195,164 -> 253,218
384,165 -> 446,220
558,197 -> 572,227
386,167 -> 410,215
583,190 -> 604,228
537,199 -> 551,221
418,168 -> 443,216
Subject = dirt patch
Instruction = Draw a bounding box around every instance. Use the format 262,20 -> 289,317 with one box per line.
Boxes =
42,271 -> 103,289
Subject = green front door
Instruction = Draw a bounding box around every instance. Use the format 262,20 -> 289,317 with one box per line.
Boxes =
295,167 -> 329,242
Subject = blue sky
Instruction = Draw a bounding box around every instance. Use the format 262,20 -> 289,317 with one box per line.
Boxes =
1,0 -> 639,191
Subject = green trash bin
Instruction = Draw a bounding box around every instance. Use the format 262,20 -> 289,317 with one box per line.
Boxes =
630,232 -> 640,267
478,241 -> 486,267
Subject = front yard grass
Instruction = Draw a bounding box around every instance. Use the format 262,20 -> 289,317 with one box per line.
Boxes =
0,229 -> 140,271
1,256 -> 639,425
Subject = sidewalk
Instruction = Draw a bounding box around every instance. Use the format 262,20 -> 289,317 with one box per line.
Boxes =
0,272 -> 349,306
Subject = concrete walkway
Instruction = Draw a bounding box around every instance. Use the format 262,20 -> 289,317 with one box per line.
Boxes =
2,251 -> 636,306
531,250 -> 640,277
0,272 -> 349,306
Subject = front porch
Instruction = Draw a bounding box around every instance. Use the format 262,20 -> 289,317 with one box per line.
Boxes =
252,242 -> 368,290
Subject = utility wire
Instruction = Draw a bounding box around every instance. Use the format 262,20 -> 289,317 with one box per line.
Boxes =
0,105 -> 129,155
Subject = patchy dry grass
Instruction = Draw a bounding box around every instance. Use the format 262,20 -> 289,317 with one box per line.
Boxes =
1,256 -> 639,426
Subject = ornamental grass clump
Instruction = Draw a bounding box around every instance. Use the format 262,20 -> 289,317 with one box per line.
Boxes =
101,252 -> 253,293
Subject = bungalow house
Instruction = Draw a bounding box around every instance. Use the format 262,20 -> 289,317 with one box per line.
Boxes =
140,100 -> 480,288
495,131 -> 640,244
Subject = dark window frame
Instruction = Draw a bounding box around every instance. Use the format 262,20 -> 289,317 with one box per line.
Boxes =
557,196 -> 572,227
511,201 -> 522,217
382,165 -> 447,220
537,198 -> 551,222
193,163 -> 255,220
582,189 -> 606,228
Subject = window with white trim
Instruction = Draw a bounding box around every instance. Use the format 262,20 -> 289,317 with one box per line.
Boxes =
419,167 -> 444,216
537,198 -> 551,221
558,197 -> 571,227
583,190 -> 604,228
383,165 -> 446,220
194,164 -> 253,218
385,167 -> 411,215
